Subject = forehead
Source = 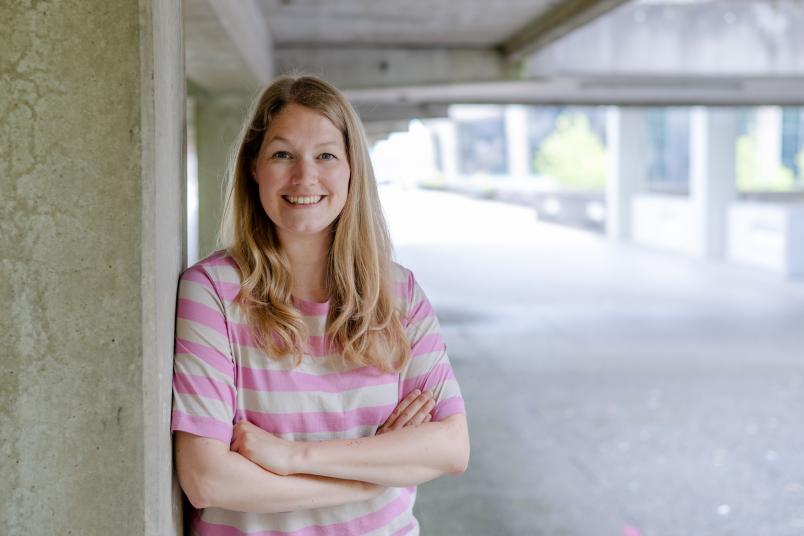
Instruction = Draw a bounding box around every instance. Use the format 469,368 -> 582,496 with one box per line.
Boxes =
264,103 -> 344,146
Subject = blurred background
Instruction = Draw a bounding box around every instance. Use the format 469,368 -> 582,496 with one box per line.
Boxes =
184,1 -> 804,535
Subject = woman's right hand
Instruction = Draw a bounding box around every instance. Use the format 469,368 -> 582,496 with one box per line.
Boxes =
377,389 -> 435,434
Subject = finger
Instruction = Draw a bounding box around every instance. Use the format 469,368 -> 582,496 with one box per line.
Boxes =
405,399 -> 436,428
382,389 -> 422,430
389,394 -> 433,431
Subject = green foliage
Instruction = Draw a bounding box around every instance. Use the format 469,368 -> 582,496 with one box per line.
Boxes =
533,113 -> 606,190
735,126 -> 798,192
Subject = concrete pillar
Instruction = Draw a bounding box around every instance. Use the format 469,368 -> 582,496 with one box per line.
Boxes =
429,119 -> 460,180
2,2 -> 184,534
505,105 -> 531,179
690,107 -> 738,259
605,106 -> 646,240
755,106 -> 782,183
195,94 -> 250,258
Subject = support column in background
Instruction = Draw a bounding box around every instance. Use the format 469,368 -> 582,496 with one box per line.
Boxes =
605,106 -> 646,240
690,107 -> 737,259
2,1 -> 184,534
755,106 -> 783,185
195,94 -> 251,258
429,118 -> 460,180
505,105 -> 531,179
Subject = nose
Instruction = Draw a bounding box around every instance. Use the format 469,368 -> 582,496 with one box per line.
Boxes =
292,157 -> 319,186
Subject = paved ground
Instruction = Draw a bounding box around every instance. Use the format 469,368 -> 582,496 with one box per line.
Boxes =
379,185 -> 804,536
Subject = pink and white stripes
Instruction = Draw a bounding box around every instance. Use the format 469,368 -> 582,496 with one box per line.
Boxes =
171,250 -> 465,535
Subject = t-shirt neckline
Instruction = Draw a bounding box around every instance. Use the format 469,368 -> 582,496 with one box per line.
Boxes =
292,295 -> 330,316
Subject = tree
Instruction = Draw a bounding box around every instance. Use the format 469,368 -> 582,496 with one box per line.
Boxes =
735,126 -> 797,192
533,112 -> 606,190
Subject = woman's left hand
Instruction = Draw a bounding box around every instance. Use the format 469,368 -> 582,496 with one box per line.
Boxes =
231,420 -> 297,476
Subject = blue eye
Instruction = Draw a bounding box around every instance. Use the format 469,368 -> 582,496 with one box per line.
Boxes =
272,151 -> 291,159
319,152 -> 337,161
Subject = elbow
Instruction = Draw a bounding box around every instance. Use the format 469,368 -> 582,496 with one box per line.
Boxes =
178,465 -> 215,509
448,443 -> 470,475
443,417 -> 470,475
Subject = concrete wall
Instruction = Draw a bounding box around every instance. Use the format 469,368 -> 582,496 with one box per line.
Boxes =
195,94 -> 251,258
1,1 -> 184,534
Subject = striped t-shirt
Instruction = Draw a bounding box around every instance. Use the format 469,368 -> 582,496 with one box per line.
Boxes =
171,250 -> 466,535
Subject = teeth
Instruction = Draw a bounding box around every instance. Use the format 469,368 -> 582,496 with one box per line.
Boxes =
286,195 -> 323,205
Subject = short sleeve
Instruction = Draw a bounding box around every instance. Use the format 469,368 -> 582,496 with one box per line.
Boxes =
170,264 -> 237,444
399,270 -> 466,421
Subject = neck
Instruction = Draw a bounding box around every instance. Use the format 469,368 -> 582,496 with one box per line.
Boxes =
279,231 -> 331,303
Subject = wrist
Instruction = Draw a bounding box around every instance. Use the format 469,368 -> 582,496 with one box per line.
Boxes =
288,440 -> 311,475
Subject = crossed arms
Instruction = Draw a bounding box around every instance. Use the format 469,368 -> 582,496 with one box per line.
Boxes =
174,391 -> 470,514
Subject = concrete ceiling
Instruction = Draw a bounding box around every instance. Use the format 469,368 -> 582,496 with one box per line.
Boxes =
186,0 -> 630,95
256,0 -> 562,48
185,0 -> 804,118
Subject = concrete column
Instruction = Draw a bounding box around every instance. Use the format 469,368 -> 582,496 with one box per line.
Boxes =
505,105 -> 531,179
429,119 -> 460,180
605,106 -> 646,240
196,94 -> 250,258
2,2 -> 184,534
690,107 -> 738,259
755,106 -> 782,183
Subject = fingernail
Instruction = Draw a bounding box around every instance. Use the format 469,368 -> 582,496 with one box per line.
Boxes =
413,389 -> 421,395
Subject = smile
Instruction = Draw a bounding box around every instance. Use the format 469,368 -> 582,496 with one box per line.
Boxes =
283,195 -> 325,206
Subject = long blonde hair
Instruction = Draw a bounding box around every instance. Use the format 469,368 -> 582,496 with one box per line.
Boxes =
219,75 -> 410,373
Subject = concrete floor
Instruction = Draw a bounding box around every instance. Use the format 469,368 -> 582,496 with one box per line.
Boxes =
379,186 -> 804,536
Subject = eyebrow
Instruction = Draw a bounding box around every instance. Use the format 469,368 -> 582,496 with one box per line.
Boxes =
265,136 -> 340,148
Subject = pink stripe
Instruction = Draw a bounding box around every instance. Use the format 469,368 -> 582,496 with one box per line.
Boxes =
393,280 -> 408,300
227,326 -> 338,357
182,266 -> 241,303
239,404 -> 396,434
174,372 -> 235,408
406,298 -> 434,326
400,362 -> 455,396
391,520 -> 417,536
181,266 -> 216,291
405,272 -> 416,303
307,335 -> 338,357
410,333 -> 445,358
175,337 -> 233,376
241,366 -> 398,393
432,396 -> 465,421
177,298 -> 228,337
200,251 -> 238,268
171,410 -> 233,444
193,487 -> 413,536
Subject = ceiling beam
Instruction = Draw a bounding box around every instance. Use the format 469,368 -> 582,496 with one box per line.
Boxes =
205,0 -> 274,85
344,75 -> 804,107
275,46 -> 517,91
501,0 -> 631,63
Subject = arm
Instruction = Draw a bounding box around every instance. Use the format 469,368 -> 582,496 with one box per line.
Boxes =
234,413 -> 470,488
292,414 -> 470,488
174,431 -> 384,513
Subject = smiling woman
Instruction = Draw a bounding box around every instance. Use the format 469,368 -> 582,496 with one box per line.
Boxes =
170,75 -> 469,536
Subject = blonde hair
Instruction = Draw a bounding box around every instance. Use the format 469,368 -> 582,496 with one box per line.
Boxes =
218,75 -> 410,373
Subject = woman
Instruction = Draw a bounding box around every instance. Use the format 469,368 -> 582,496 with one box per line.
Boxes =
171,75 -> 469,535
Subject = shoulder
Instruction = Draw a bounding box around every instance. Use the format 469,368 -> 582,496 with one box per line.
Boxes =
179,249 -> 242,304
390,261 -> 416,306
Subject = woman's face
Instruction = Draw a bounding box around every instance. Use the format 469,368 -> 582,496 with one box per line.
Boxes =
251,103 -> 351,245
